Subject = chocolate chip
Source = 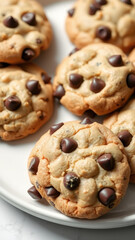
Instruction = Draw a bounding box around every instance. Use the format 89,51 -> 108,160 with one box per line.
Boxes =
108,55 -> 124,67
64,172 -> 80,190
53,85 -> 65,99
97,153 -> 115,171
27,186 -> 42,199
84,109 -> 96,118
69,48 -> 79,56
126,73 -> 135,88
118,130 -> 133,147
22,12 -> 37,26
36,38 -> 42,44
45,186 -> 60,198
90,77 -> 105,93
3,16 -> 18,28
60,138 -> 78,153
28,156 -> 39,174
80,117 -> 92,125
120,0 -> 133,5
69,73 -> 84,89
95,0 -> 107,5
41,72 -> 51,84
89,3 -> 101,15
26,80 -> 41,95
22,48 -> 35,61
67,8 -> 75,17
4,96 -> 21,111
98,188 -> 116,206
50,122 -> 64,135
96,26 -> 111,41
0,62 -> 10,68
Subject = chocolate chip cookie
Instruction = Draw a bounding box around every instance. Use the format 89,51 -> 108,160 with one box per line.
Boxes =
104,97 -> 135,183
0,63 -> 53,141
53,43 -> 135,116
27,120 -> 130,219
66,0 -> 135,52
0,0 -> 52,64
129,48 -> 135,67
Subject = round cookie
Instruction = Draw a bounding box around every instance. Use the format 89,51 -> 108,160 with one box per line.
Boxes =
0,63 -> 53,141
66,0 -> 135,52
0,0 -> 52,64
27,120 -> 130,219
129,48 -> 135,67
104,97 -> 135,183
53,43 -> 135,116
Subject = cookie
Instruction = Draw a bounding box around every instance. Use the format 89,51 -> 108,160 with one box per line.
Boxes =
27,120 -> 130,219
0,63 -> 53,141
0,0 -> 52,64
129,48 -> 135,67
65,0 -> 135,52
104,97 -> 135,183
53,43 -> 135,116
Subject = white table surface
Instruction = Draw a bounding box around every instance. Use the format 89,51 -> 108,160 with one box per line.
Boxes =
1,198 -> 135,240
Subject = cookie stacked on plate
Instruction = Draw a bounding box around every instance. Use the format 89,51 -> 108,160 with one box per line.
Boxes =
0,0 -> 53,140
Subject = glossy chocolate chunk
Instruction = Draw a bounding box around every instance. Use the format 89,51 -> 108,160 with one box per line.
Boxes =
95,0 -> 107,5
64,172 -> 80,190
60,138 -> 78,153
69,73 -> 84,89
118,130 -> 133,147
68,8 -> 75,17
22,48 -> 35,61
0,62 -> 10,68
53,85 -> 65,99
29,156 -> 39,174
84,109 -> 96,118
69,48 -> 79,56
89,3 -> 101,15
41,72 -> 51,84
108,55 -> 124,67
26,80 -> 41,95
120,0 -> 133,5
3,16 -> 18,28
126,73 -> 135,88
27,186 -> 42,199
97,153 -> 115,171
4,96 -> 21,111
45,186 -> 60,198
98,188 -> 116,206
90,78 -> 105,93
96,26 -> 111,40
50,122 -> 64,135
80,117 -> 92,125
22,12 -> 37,26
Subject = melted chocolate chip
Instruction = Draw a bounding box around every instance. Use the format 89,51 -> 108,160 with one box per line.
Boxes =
64,172 -> 80,190
3,16 -> 18,28
22,48 -> 35,61
22,12 -> 37,26
69,73 -> 84,89
108,55 -> 124,67
89,3 -> 101,15
126,73 -> 135,88
45,186 -> 60,198
60,138 -> 78,153
95,0 -> 107,5
28,156 -> 39,174
80,117 -> 92,125
98,188 -> 116,206
96,26 -> 111,41
97,153 -> 115,171
50,122 -> 64,135
27,186 -> 42,199
118,130 -> 133,147
90,78 -> 105,93
120,0 -> 132,5
84,109 -> 96,118
69,48 -> 79,56
53,85 -> 65,99
4,96 -> 21,111
26,80 -> 41,95
41,72 -> 51,84
68,8 -> 75,17
0,62 -> 10,68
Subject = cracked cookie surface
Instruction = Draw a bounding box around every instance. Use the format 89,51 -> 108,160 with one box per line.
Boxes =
0,63 -> 53,141
0,0 -> 52,64
27,120 -> 130,219
53,43 -> 135,116
104,97 -> 135,183
66,0 -> 135,52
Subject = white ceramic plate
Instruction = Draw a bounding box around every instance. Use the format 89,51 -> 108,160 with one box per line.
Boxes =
0,0 -> 135,229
